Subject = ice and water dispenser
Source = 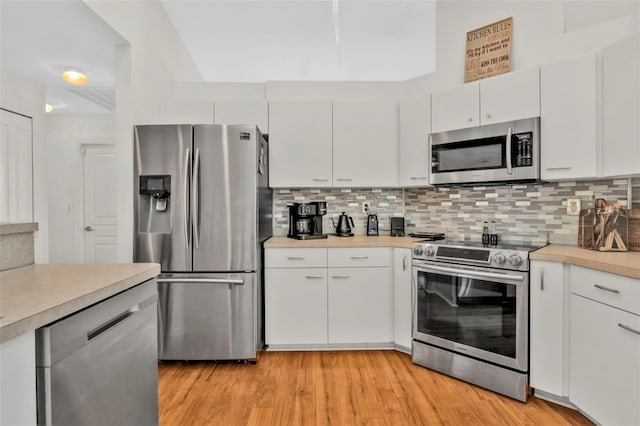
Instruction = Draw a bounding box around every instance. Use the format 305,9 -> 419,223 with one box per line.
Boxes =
138,175 -> 171,233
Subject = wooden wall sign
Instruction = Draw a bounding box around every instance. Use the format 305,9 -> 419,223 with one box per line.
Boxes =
464,17 -> 512,83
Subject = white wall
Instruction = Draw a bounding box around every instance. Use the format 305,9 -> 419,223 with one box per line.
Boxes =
404,0 -> 640,96
46,114 -> 116,263
0,68 -> 49,263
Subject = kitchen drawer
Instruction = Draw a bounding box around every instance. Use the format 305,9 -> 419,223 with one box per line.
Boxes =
328,247 -> 391,268
265,248 -> 327,268
570,265 -> 640,315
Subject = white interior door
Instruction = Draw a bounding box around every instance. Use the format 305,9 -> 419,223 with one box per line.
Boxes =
0,109 -> 33,222
83,144 -> 118,263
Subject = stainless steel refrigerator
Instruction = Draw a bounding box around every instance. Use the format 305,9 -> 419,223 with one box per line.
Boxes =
133,124 -> 272,361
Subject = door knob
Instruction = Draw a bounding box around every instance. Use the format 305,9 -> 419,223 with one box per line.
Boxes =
85,226 -> 94,232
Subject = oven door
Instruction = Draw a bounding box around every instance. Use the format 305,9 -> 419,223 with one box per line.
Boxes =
412,259 -> 528,372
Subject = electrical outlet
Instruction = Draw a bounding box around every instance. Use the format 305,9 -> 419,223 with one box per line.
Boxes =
362,202 -> 369,214
566,198 -> 581,215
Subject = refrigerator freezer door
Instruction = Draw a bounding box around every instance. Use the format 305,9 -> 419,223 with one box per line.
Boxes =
193,125 -> 258,272
157,273 -> 256,360
134,125 -> 192,271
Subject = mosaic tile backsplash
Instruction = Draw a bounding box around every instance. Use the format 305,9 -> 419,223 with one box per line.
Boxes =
273,178 -> 638,245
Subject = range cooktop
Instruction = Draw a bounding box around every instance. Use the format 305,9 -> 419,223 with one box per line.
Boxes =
412,239 -> 547,271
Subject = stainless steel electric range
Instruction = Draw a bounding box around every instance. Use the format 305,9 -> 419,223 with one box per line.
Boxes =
411,239 -> 545,402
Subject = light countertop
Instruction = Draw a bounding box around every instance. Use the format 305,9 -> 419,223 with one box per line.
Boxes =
265,235 -> 424,249
0,263 -> 160,344
0,222 -> 38,235
266,237 -> 640,280
530,245 -> 640,279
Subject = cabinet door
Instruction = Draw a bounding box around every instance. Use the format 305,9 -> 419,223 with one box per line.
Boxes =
268,101 -> 333,187
529,261 -> 565,396
332,101 -> 398,187
328,267 -> 392,344
265,268 -> 328,345
0,110 -> 33,222
540,54 -> 598,180
393,248 -> 412,350
602,35 -> 640,177
480,67 -> 540,125
431,83 -> 479,133
570,294 -> 640,426
214,101 -> 268,133
399,96 -> 431,187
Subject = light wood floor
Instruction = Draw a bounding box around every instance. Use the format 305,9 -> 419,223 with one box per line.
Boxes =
158,350 -> 593,426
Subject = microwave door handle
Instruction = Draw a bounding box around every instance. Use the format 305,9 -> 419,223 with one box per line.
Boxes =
506,127 -> 513,174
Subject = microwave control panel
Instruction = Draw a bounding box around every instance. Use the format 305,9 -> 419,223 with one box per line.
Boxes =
512,132 -> 533,167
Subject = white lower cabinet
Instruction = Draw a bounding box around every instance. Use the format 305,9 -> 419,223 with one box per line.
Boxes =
265,268 -> 328,345
393,248 -> 412,350
529,260 -> 567,397
569,265 -> 640,426
0,331 -> 36,426
328,267 -> 392,344
265,247 -> 392,347
570,294 -> 640,426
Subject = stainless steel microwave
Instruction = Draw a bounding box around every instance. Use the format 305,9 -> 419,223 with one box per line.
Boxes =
429,117 -> 541,186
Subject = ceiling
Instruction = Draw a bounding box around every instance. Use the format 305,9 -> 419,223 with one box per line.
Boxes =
0,0 -> 126,114
1,0 -> 436,114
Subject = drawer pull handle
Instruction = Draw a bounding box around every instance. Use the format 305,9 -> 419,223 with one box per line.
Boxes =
305,276 -> 325,280
287,257 -> 306,260
350,256 -> 369,260
618,323 -> 640,336
594,284 -> 620,294
331,275 -> 350,279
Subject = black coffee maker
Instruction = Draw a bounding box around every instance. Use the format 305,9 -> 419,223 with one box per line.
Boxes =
287,202 -> 328,240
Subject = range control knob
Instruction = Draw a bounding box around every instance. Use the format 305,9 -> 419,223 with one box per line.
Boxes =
509,254 -> 523,266
412,246 -> 424,257
493,253 -> 506,265
424,246 -> 435,257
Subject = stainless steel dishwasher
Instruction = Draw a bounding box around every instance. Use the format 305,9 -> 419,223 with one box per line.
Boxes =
36,279 -> 158,426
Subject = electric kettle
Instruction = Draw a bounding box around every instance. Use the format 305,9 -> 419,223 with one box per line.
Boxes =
331,212 -> 355,236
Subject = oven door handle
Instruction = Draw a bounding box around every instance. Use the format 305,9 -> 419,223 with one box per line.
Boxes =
417,263 -> 525,282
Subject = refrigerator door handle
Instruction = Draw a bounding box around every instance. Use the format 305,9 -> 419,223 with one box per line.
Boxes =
157,278 -> 244,285
192,148 -> 201,249
184,148 -> 191,249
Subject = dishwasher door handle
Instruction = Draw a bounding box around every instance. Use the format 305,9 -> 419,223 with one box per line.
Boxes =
87,304 -> 141,342
157,278 -> 244,285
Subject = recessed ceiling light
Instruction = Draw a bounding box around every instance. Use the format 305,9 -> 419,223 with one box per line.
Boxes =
45,104 -> 54,113
62,70 -> 88,86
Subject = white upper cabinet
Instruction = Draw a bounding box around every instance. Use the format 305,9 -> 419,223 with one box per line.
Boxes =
480,67 -> 540,125
268,101 -> 333,188
398,96 -> 431,187
431,68 -> 540,134
431,83 -> 479,133
214,101 -> 269,133
332,101 -> 399,187
540,54 -> 598,180
602,35 -> 640,177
